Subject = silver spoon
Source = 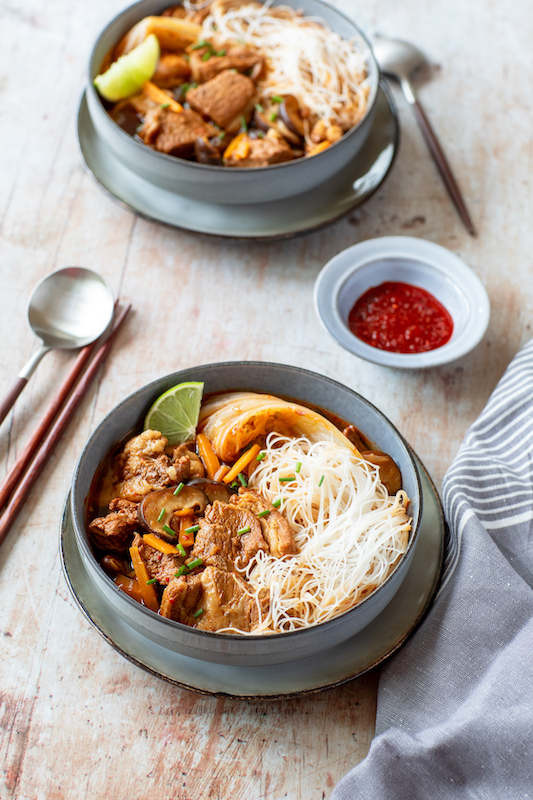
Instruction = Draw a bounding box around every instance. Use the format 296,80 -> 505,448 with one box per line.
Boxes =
0,267 -> 114,427
373,35 -> 476,236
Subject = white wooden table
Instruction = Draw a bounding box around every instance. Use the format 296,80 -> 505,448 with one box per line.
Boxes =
1,0 -> 531,797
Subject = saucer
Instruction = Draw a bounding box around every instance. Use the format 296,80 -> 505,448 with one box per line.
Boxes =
60,454 -> 445,700
76,84 -> 399,240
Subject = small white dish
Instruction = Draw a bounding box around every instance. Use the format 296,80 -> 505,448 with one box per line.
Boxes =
314,236 -> 490,368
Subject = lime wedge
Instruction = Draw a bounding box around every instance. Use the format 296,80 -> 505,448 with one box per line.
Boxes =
144,382 -> 204,445
94,34 -> 160,101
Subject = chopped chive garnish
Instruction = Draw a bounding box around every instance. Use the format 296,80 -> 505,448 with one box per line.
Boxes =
257,509 -> 270,518
238,472 -> 248,487
318,475 -> 325,487
191,40 -> 210,49
202,51 -> 212,61
162,524 -> 176,536
161,103 -> 170,109
257,131 -> 264,138
176,565 -> 189,577
255,103 -> 264,112
146,577 -> 158,585
237,526 -> 251,536
177,543 -> 187,557
272,95 -> 283,103
256,451 -> 266,461
157,508 -> 166,522
270,112 -> 278,122
190,82 -> 198,89
272,498 -> 282,508
230,481 -> 240,489
194,608 -> 204,618
184,524 -> 200,534
240,115 -> 248,131
183,53 -> 190,61
173,482 -> 185,496
217,48 -> 226,56
295,462 -> 301,473
280,476 -> 295,482
187,557 -> 203,569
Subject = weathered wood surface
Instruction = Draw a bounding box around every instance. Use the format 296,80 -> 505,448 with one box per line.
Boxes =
1,0 -> 532,797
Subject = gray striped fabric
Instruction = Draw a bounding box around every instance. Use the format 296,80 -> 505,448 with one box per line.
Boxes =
332,340 -> 533,799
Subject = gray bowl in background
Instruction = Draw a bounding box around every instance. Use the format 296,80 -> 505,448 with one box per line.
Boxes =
70,362 -> 422,666
86,0 -> 379,204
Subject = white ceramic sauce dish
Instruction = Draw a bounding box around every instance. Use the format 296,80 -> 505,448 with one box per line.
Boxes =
314,236 -> 490,368
86,0 -> 379,205
70,362 -> 422,666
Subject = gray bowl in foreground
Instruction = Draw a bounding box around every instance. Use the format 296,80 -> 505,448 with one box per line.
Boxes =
71,362 -> 422,666
86,0 -> 379,204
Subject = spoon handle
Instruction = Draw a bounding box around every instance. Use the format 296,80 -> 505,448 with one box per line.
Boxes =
401,79 -> 476,236
0,345 -> 50,428
0,378 -> 28,427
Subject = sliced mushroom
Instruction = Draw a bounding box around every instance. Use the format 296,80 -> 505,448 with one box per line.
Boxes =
186,477 -> 233,504
279,95 -> 305,137
254,108 -> 272,132
138,486 -> 209,540
194,136 -> 223,165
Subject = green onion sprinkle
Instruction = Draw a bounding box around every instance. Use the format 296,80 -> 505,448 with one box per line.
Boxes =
146,578 -> 158,585
237,526 -> 251,536
295,462 -> 301,473
162,524 -> 176,536
194,608 -> 204,618
157,508 -> 166,522
187,558 -> 203,570
185,524 -> 200,534
318,475 -> 325,487
173,482 -> 184,496
257,509 -> 270,518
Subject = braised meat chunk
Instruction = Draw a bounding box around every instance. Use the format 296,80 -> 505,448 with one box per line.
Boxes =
160,573 -> 203,623
189,44 -> 262,84
152,53 -> 191,87
131,533 -> 184,584
89,498 -> 139,552
139,107 -> 218,157
114,430 -> 174,501
225,132 -> 294,168
170,443 -> 205,483
230,489 -> 298,557
186,70 -> 257,132
191,500 -> 269,571
195,566 -> 268,632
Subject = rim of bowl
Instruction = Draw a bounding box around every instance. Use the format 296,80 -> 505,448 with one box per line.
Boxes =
71,360 -> 422,642
314,236 -> 491,369
87,0 -> 380,175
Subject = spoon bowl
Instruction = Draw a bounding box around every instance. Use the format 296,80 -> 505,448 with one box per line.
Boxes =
28,267 -> 115,350
373,36 -> 426,82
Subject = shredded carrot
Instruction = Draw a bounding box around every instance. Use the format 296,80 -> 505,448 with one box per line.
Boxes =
114,573 -> 144,604
143,81 -> 183,113
142,533 -> 179,555
129,546 -> 160,612
214,464 -> 230,482
174,507 -> 194,517
223,444 -> 261,484
307,140 -> 331,157
178,517 -> 195,548
197,433 -> 220,480
223,132 -> 250,160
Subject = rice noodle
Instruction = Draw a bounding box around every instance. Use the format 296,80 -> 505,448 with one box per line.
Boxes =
195,0 -> 371,129
218,432 -> 412,634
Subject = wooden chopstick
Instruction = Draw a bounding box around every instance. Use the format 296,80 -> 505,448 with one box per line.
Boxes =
0,303 -> 131,548
0,303 -> 119,511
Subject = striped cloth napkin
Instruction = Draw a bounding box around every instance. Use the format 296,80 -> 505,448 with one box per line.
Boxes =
332,339 -> 533,799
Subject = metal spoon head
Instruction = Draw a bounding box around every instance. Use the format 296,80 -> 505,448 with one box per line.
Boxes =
373,35 -> 427,82
27,267 -> 115,349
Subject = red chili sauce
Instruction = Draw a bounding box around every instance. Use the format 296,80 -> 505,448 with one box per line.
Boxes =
348,281 -> 453,354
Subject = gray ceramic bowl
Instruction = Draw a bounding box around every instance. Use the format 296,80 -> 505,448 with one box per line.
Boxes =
86,0 -> 379,204
70,362 -> 422,666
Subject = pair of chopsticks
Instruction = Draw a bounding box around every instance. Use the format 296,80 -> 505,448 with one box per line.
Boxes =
0,303 -> 131,548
